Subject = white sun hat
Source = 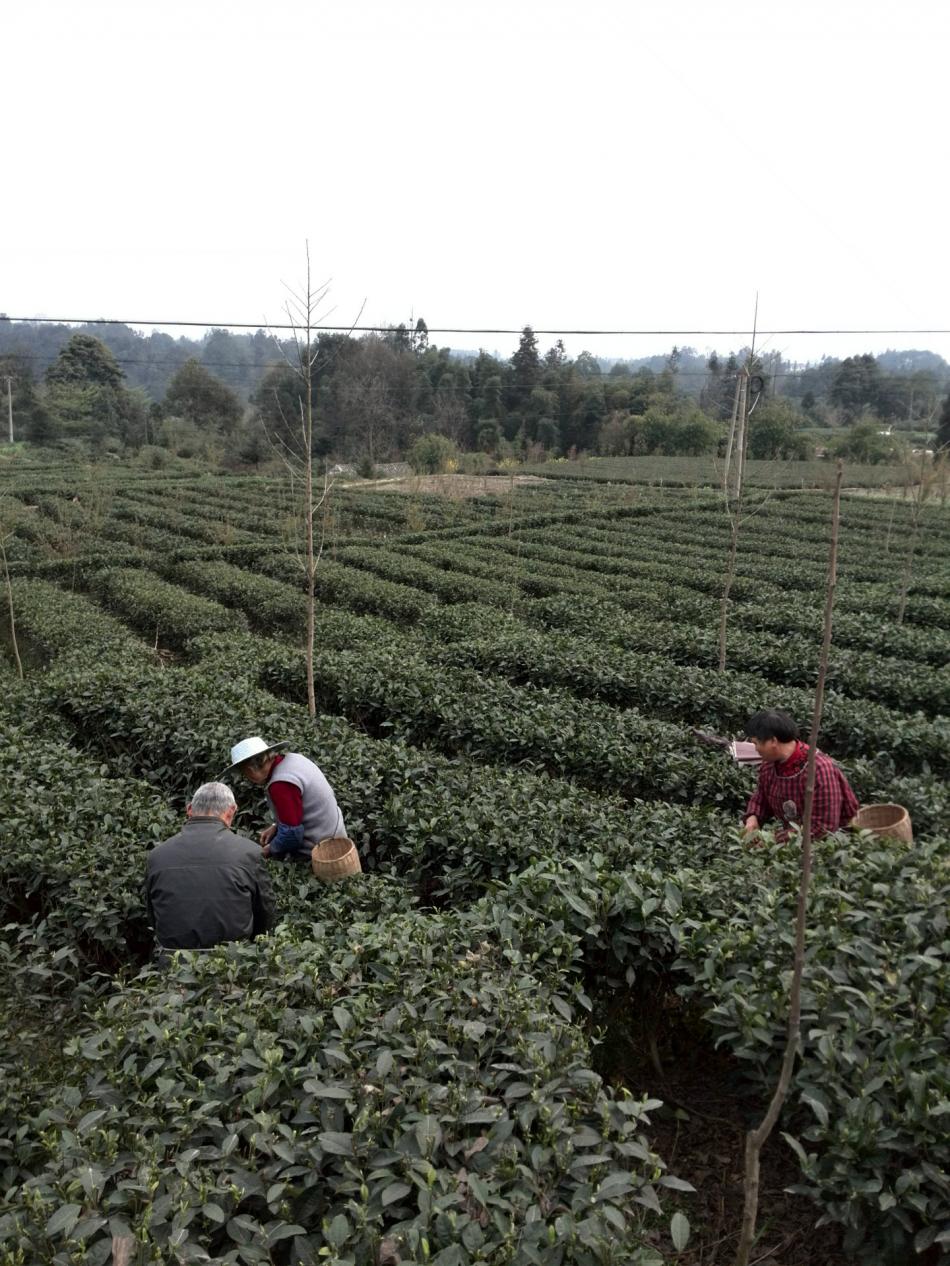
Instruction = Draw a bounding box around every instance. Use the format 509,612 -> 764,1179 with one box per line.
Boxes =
221,736 -> 290,777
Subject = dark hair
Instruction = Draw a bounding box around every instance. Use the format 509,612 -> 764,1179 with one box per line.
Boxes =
745,709 -> 799,743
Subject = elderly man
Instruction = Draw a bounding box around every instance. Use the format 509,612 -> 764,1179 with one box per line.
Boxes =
145,781 -> 275,951
743,709 -> 859,841
223,736 -> 346,862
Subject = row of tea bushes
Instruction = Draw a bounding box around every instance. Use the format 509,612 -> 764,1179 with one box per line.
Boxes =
401,572 -> 948,713
195,629 -> 947,839
434,628 -> 950,774
158,559 -> 409,648
7,578 -> 152,666
487,830 -> 950,1262
87,568 -> 248,648
44,644 -> 729,908
254,643 -> 753,809
0,909 -> 676,1266
5,648 -> 947,1260
472,529 -> 950,628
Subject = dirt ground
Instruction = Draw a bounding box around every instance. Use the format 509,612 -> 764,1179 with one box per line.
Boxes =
342,473 -> 551,498
596,998 -> 857,1266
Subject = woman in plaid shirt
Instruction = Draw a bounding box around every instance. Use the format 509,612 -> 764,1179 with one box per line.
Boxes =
742,709 -> 859,842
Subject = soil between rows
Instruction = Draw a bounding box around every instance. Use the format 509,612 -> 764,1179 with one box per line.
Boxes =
598,996 -> 856,1266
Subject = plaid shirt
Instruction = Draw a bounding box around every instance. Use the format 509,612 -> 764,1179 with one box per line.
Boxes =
746,745 -> 859,837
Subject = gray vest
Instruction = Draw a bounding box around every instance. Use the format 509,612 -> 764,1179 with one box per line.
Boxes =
267,752 -> 346,844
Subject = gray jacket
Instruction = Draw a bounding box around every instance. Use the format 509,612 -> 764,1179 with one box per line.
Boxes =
145,816 -> 276,950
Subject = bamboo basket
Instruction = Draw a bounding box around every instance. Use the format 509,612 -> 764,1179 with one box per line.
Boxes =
851,803 -> 913,845
311,836 -> 362,882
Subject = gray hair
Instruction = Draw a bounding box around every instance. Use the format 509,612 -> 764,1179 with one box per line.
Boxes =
190,782 -> 237,817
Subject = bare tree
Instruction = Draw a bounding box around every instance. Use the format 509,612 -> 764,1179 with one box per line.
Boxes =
334,336 -> 411,466
264,245 -> 364,717
432,390 -> 469,446
733,461 -> 844,1266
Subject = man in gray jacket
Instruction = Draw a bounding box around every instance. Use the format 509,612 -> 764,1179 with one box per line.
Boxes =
146,781 -> 276,951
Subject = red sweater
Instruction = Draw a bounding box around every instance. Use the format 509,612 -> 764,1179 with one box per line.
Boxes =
746,744 -> 859,837
267,754 -> 303,826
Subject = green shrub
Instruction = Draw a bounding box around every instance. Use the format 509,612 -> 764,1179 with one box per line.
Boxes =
408,434 -> 460,475
2,913 -> 673,1265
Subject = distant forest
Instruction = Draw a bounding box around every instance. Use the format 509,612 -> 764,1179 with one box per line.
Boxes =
1,316 -> 948,466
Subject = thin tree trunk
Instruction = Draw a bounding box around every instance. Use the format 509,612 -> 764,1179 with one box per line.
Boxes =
724,374 -> 749,493
883,498 -> 896,558
304,247 -> 317,719
895,452 -> 926,626
732,372 -> 750,503
733,461 -> 844,1266
717,506 -> 741,672
111,1237 -> 135,1266
0,538 -> 23,680
719,365 -> 754,671
895,526 -> 917,627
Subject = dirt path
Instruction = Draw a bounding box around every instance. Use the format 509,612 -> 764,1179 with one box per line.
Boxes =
340,473 -> 551,498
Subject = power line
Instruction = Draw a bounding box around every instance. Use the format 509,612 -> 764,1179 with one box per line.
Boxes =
4,315 -> 950,337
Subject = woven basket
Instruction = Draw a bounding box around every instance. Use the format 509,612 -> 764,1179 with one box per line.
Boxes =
851,803 -> 913,845
310,836 -> 362,882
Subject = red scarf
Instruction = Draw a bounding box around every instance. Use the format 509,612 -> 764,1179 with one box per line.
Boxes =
776,740 -> 809,777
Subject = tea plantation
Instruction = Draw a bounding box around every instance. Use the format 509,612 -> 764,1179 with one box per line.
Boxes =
0,462 -> 947,1266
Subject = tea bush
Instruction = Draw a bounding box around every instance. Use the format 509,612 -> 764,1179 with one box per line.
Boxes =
2,912 -> 675,1266
88,568 -> 248,647
2,467 -> 949,1263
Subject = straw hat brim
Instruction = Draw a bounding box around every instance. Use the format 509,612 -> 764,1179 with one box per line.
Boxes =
219,741 -> 290,779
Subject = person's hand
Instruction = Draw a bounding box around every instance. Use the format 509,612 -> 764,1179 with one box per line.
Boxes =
742,815 -> 762,847
259,824 -> 277,848
262,843 -> 272,858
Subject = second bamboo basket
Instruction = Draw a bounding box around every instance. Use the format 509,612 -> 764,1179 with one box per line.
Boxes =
851,803 -> 913,845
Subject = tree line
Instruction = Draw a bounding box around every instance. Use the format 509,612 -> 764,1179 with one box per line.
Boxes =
1,318 -> 948,465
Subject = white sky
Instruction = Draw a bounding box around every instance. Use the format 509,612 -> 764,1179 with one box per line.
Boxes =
4,0 -> 949,364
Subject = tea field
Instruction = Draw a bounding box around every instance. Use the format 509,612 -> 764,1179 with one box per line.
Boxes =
0,461 -> 947,1266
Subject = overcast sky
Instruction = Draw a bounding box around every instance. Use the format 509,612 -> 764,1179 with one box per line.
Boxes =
4,0 -> 948,364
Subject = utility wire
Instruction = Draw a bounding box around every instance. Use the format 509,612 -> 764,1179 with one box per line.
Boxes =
4,315 -> 950,337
